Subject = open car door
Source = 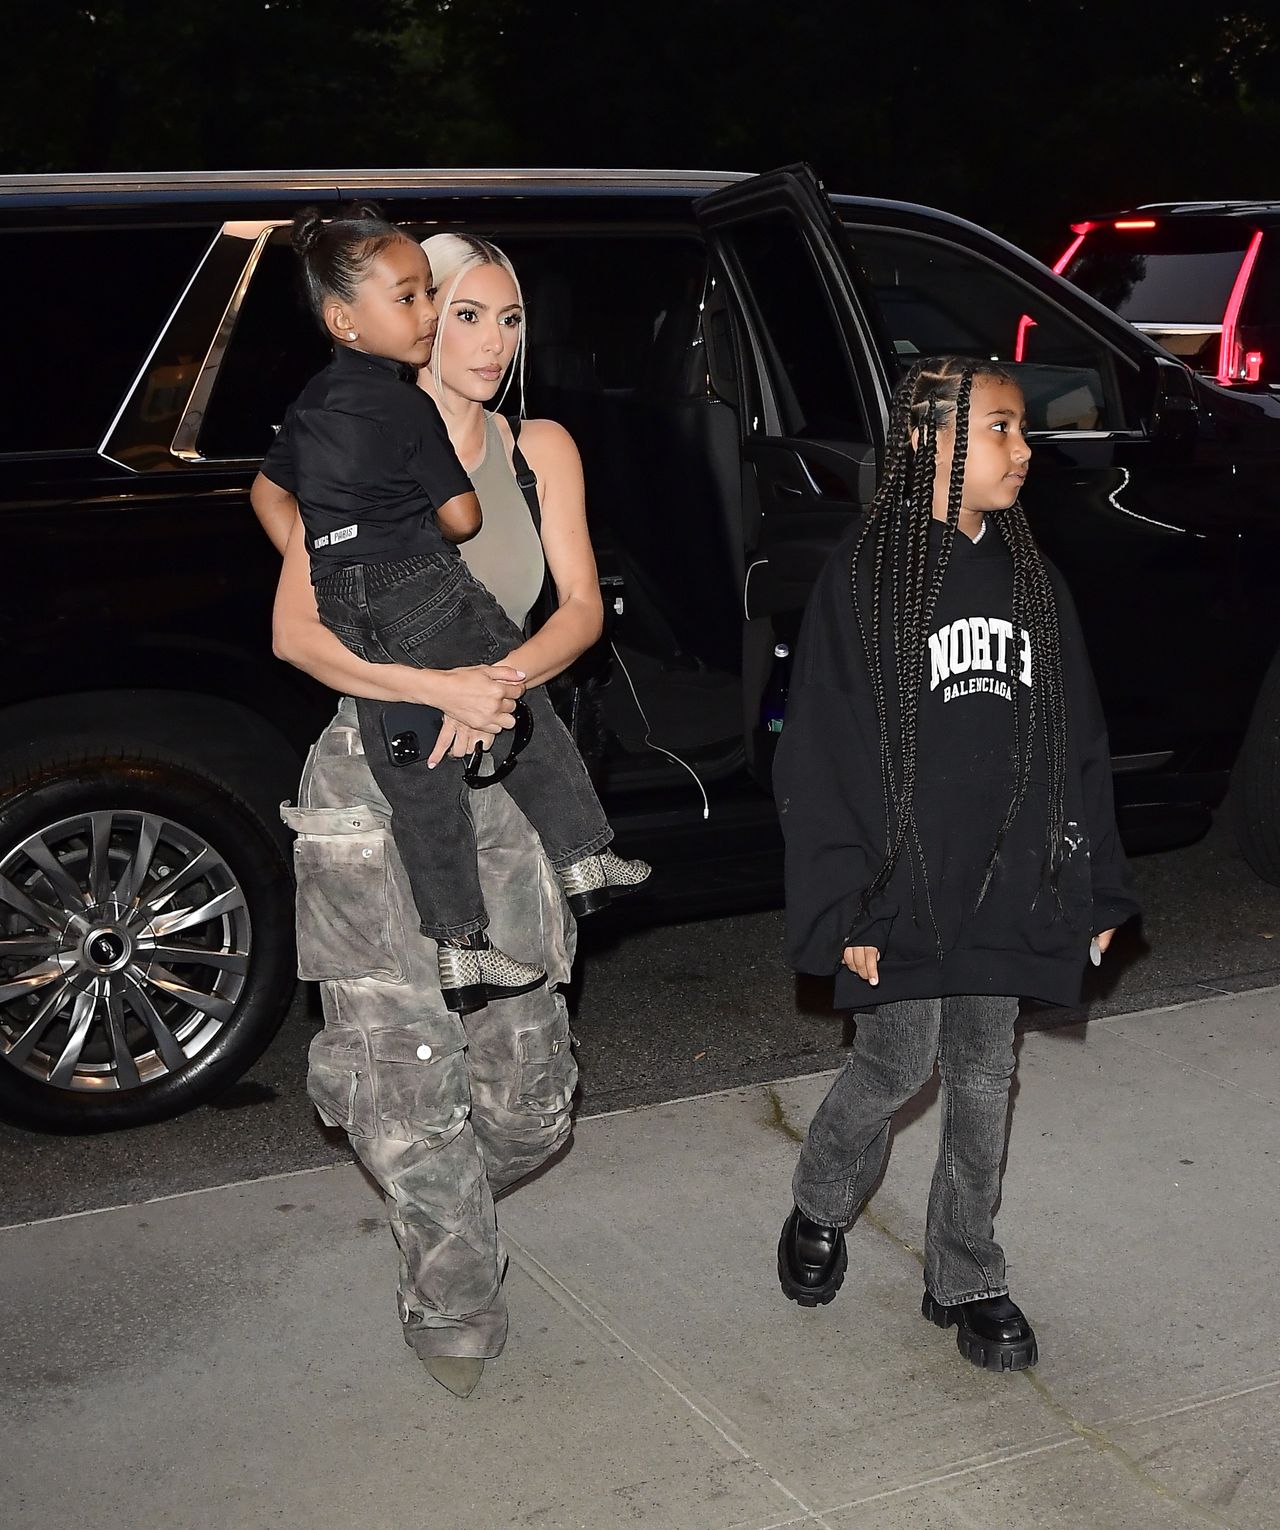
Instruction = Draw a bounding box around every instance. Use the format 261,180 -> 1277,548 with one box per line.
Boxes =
694,164 -> 893,783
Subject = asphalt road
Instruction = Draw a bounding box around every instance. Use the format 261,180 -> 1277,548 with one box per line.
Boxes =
5,814 -> 1280,1227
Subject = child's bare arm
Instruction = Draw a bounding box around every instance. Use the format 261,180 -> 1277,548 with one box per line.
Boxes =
250,471 -> 300,555
436,489 -> 482,543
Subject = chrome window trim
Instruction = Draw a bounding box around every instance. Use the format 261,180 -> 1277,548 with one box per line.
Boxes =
0,167 -> 752,197
1133,322 -> 1222,334
1026,429 -> 1132,442
171,222 -> 282,464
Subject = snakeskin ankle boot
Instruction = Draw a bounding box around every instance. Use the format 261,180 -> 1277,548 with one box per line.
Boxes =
436,935 -> 547,1015
558,847 -> 653,917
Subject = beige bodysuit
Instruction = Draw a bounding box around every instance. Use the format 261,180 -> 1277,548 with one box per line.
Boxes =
460,413 -> 546,630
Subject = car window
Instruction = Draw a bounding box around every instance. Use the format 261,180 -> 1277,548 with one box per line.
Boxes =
1064,225 -> 1250,325
851,225 -> 1129,433
495,234 -> 709,408
0,226 -> 213,455
712,212 -> 870,442
195,229 -> 330,461
198,229 -> 710,463
487,232 -> 744,672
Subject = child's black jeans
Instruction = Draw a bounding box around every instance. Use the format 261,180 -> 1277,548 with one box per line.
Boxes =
315,552 -> 612,939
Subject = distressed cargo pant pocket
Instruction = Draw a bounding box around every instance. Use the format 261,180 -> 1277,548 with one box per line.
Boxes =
306,1018 -> 376,1136
368,1024 -> 471,1146
512,1002 -> 576,1123
281,803 -> 406,982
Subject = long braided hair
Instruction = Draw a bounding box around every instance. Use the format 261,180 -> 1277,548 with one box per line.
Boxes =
849,357 -> 1069,936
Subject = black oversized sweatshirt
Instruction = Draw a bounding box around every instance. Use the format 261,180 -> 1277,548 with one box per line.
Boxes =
774,518 -> 1139,1009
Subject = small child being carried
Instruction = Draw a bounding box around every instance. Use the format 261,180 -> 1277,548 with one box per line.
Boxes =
257,204 -> 649,1013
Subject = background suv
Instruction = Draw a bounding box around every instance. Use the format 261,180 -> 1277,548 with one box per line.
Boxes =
1055,201 -> 1280,387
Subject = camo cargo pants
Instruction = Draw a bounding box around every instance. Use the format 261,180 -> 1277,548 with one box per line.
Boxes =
281,698 -> 577,1360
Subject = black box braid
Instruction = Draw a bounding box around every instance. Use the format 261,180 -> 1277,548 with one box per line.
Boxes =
846,357 -> 1069,948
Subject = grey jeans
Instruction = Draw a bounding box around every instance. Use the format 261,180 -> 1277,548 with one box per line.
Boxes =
792,994 -> 1019,1306
282,699 -> 578,1360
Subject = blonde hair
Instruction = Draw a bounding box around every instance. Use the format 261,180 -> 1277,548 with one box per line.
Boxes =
420,232 -> 526,415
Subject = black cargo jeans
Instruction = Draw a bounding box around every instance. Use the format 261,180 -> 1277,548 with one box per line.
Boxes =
314,552 -> 612,939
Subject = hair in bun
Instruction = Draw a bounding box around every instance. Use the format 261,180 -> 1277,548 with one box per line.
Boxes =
292,200 -> 407,333
291,207 -> 327,257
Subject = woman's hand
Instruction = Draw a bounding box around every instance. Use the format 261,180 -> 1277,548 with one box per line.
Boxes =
427,718 -> 497,769
417,665 -> 526,733
843,945 -> 880,987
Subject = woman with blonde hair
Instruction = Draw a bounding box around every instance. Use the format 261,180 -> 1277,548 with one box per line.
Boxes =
251,226 -> 611,1399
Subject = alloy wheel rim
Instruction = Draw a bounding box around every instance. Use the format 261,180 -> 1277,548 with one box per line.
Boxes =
0,810 -> 251,1093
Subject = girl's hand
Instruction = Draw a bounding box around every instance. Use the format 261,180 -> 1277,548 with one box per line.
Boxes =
1095,928 -> 1117,955
427,718 -> 497,769
843,945 -> 880,987
407,664 -> 526,733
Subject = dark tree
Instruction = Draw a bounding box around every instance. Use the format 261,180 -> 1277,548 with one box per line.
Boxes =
4,1 -> 1279,255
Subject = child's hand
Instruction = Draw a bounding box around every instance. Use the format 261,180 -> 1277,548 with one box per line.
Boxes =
843,945 -> 880,986
1095,928 -> 1117,954
427,718 -> 497,769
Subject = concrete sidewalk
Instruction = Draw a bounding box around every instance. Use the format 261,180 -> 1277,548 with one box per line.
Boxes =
5,988 -> 1279,1530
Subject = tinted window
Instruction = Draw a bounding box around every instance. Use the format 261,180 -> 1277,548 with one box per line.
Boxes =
501,235 -> 708,407
196,230 -> 331,461
0,226 -> 212,454
853,226 -> 1127,432
1064,225 -> 1250,324
493,233 -> 743,671
718,214 -> 869,441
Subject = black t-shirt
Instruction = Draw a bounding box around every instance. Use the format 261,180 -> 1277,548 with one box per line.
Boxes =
261,346 -> 473,581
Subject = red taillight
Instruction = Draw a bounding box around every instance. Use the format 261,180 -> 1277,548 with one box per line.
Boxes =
1245,350 -> 1264,383
1053,230 -> 1089,275
1114,219 -> 1157,230
1015,313 -> 1037,361
1217,231 -> 1265,384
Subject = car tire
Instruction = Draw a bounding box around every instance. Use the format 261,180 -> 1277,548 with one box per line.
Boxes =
1231,651 -> 1280,885
0,752 -> 295,1133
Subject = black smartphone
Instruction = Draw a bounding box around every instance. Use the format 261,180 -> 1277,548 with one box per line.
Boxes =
380,701 -> 444,767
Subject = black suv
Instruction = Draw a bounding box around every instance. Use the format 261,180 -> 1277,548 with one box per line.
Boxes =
4,165 -> 1280,1132
1056,201 -> 1280,387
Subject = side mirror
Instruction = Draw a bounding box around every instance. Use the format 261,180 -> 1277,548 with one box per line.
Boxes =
1149,357 -> 1199,443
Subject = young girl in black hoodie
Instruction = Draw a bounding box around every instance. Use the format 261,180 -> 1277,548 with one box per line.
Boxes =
774,357 -> 1139,1372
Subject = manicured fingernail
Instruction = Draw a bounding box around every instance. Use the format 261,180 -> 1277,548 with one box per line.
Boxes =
427,762 -> 437,770
869,977 -> 878,986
